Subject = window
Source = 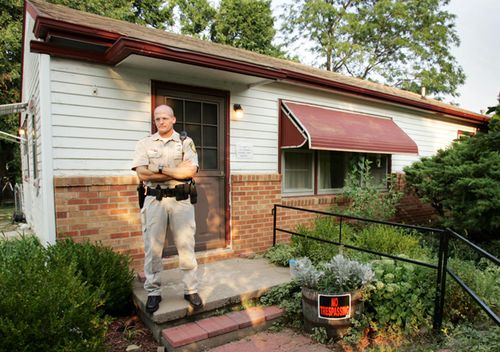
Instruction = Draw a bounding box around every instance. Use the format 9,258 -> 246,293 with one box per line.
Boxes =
282,150 -> 314,195
282,150 -> 390,195
318,151 -> 351,193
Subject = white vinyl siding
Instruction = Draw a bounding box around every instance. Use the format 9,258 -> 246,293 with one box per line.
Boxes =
50,58 -> 151,175
230,82 -> 477,173
47,58 -> 477,176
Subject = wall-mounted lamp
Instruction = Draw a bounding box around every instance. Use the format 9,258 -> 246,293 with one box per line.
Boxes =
18,128 -> 26,137
233,104 -> 244,120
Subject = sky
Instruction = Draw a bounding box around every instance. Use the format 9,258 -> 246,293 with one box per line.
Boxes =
271,0 -> 500,114
445,0 -> 500,113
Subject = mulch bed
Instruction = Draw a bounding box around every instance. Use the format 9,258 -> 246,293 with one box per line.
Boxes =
105,315 -> 160,352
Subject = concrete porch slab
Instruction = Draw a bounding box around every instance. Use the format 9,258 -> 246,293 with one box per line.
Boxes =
133,258 -> 291,327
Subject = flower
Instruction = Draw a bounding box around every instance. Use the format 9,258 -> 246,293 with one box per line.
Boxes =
295,255 -> 374,294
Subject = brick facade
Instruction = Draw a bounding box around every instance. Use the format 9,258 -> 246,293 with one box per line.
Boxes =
54,173 -> 438,271
54,176 -> 144,270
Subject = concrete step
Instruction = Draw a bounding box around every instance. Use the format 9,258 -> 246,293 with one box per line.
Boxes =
160,306 -> 285,351
133,258 -> 291,340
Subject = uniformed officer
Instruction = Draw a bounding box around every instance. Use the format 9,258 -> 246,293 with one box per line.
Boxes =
132,104 -> 203,313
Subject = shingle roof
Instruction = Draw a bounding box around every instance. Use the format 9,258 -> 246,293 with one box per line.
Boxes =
26,0 -> 487,123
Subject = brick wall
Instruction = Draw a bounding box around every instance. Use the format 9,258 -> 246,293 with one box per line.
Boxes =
230,174 -> 348,256
54,176 -> 144,270
53,173 -> 438,270
394,173 -> 439,225
230,174 -> 282,255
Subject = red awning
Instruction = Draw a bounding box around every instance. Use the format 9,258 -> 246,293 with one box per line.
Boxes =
281,101 -> 418,154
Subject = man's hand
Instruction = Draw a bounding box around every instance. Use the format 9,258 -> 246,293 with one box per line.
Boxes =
160,160 -> 197,180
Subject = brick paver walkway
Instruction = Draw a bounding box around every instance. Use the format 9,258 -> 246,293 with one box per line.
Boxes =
208,329 -> 338,352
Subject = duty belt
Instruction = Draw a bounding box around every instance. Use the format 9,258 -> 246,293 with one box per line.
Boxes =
146,188 -> 176,198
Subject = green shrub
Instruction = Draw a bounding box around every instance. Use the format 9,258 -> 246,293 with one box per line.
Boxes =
0,236 -> 106,352
350,225 -> 433,261
445,258 -> 500,323
47,239 -> 135,316
444,323 -> 500,352
292,216 -> 348,264
265,243 -> 295,266
260,281 -> 303,329
366,259 -> 435,335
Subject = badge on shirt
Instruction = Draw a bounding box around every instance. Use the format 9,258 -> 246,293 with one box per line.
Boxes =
147,149 -> 161,158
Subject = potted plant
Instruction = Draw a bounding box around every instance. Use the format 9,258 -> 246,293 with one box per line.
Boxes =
294,255 -> 375,339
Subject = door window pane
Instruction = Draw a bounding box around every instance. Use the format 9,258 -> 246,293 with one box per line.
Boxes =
165,98 -> 184,123
283,150 -> 313,194
203,149 -> 217,169
186,101 -> 201,123
203,126 -> 217,147
203,103 -> 218,125
186,124 -> 201,146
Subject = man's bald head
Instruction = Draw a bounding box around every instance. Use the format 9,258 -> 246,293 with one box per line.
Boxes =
154,104 -> 175,117
154,104 -> 176,137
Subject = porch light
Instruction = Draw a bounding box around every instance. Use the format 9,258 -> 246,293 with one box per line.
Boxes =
18,128 -> 26,137
233,104 -> 244,120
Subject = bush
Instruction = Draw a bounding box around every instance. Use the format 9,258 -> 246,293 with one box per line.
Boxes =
0,236 -> 107,352
365,259 -> 435,335
264,243 -> 295,267
47,239 -> 135,316
292,217 -> 348,264
403,113 -> 500,240
260,281 -> 303,329
445,258 -> 500,323
444,323 -> 500,352
350,225 -> 433,261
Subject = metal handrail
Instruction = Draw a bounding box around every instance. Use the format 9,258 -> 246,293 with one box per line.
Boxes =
272,204 -> 500,331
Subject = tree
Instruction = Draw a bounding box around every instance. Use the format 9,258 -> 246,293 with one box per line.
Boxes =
174,0 -> 284,57
210,0 -> 284,57
175,0 -> 216,38
403,109 -> 500,240
281,0 -> 465,98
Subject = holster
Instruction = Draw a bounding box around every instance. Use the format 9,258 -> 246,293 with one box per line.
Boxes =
137,183 -> 146,209
189,179 -> 197,204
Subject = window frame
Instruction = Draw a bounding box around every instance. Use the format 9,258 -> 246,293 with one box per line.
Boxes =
281,149 -> 315,196
281,149 -> 391,197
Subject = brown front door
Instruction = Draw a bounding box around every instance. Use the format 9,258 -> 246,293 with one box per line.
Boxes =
153,82 -> 227,255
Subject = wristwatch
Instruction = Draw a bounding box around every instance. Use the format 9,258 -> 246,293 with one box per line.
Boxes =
158,164 -> 163,174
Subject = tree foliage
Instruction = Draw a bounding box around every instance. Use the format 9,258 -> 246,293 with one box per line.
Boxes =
175,0 -> 284,57
281,0 -> 465,98
403,109 -> 500,239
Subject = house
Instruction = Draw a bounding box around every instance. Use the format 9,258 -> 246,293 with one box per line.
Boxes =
20,0 -> 487,270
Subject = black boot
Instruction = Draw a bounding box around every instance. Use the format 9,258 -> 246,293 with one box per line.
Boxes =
184,293 -> 203,309
146,295 -> 162,313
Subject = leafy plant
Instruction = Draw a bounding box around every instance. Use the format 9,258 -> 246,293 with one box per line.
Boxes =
264,243 -> 296,267
445,258 -> 500,323
366,260 -> 435,335
351,225 -> 433,261
0,236 -> 107,352
46,238 -> 135,316
292,217 -> 348,264
443,323 -> 500,352
404,114 -> 500,240
260,281 -> 303,329
295,255 -> 375,294
342,155 -> 402,221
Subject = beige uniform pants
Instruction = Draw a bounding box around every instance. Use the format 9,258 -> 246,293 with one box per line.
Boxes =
141,195 -> 198,296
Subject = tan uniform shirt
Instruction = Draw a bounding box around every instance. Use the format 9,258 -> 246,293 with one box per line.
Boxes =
132,131 -> 199,188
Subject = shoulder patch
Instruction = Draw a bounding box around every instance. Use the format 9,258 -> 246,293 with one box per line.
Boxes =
189,141 -> 197,154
